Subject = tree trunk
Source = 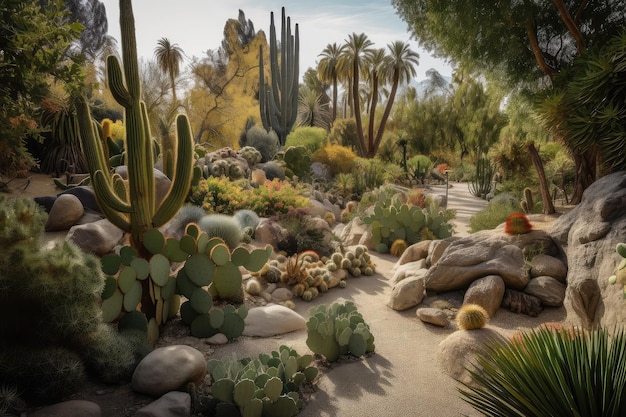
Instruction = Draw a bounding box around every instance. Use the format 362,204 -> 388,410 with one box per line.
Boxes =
528,142 -> 556,214
570,148 -> 597,205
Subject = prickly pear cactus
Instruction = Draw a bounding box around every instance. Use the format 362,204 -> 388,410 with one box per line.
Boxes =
306,301 -> 375,362
363,195 -> 453,251
608,242 -> 626,298
203,345 -> 317,417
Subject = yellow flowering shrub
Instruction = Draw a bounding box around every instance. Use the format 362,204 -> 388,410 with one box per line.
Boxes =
311,144 -> 357,175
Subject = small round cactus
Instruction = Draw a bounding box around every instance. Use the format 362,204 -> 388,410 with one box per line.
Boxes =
327,262 -> 338,272
331,252 -> 343,265
339,280 -> 347,288
302,290 -> 313,301
309,287 -> 319,299
245,279 -> 263,296
456,304 -> 489,330
504,212 -> 533,235
292,283 -> 306,297
264,266 -> 282,283
390,239 -> 408,257
340,258 -> 352,269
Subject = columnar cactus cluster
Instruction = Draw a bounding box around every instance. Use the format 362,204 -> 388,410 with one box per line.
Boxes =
258,7 -> 299,146
75,0 -> 196,327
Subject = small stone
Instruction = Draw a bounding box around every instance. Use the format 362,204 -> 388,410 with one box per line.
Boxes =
66,218 -> 124,256
271,287 -> 293,301
529,254 -> 567,282
206,333 -> 229,345
131,345 -> 207,397
416,308 -> 449,327
243,304 -> 306,337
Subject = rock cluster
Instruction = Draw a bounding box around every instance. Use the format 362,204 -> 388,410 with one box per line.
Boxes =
388,228 -> 568,326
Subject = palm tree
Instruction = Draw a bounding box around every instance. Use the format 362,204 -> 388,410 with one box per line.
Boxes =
154,37 -> 184,106
369,41 -> 419,157
365,48 -> 389,151
342,33 -> 374,157
317,42 -> 346,125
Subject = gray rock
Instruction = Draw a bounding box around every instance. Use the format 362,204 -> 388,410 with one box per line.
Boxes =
133,391 -> 191,417
271,287 -> 293,301
45,194 -> 84,231
548,171 -> 626,328
427,239 -> 456,267
388,275 -> 425,311
529,254 -> 567,282
115,166 -> 171,207
425,234 -> 528,292
59,186 -> 100,212
525,276 -> 566,307
243,304 -> 306,337
131,345 -> 207,397
391,260 -> 427,284
254,218 -> 287,247
416,307 -> 449,327
463,275 -> 505,318
28,400 -> 101,417
337,217 -> 369,247
66,218 -> 124,256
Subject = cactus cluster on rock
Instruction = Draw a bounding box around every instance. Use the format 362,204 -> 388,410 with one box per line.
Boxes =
202,345 -> 317,417
306,301 -> 375,362
608,242 -> 626,298
363,194 -> 453,253
504,212 -> 533,235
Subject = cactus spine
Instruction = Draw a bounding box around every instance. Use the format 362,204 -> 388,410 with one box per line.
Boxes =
75,0 -> 194,323
259,7 -> 299,146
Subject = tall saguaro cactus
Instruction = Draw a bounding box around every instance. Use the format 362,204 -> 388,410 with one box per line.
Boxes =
75,0 -> 194,322
259,7 -> 299,146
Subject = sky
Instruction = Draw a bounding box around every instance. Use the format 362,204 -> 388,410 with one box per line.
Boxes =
100,0 -> 452,82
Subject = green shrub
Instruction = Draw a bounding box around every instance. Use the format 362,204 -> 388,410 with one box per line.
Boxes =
306,301 -> 375,362
188,177 -> 309,217
311,144 -> 357,175
285,126 -> 327,153
460,327 -> 626,417
469,197 -> 521,233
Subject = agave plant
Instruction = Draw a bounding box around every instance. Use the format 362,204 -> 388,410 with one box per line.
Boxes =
459,326 -> 626,417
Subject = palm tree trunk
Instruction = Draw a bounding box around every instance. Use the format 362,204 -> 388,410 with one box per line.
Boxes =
528,142 -> 555,214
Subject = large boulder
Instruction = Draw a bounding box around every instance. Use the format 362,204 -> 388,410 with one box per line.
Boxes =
45,194 -> 84,231
66,218 -> 124,256
131,345 -> 207,397
549,171 -> 626,328
243,304 -> 306,337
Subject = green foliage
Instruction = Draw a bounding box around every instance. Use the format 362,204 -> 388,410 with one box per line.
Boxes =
328,118 -> 359,148
272,209 -> 336,258
189,177 -> 309,217
363,189 -> 455,249
406,154 -> 433,182
239,125 -> 280,163
311,144 -> 357,175
202,345 -> 317,417
285,127 -> 327,153
468,156 -> 495,198
0,0 -> 84,179
0,197 -> 145,403
469,197 -> 520,233
460,327 -> 626,417
277,146 -> 312,180
306,301 -> 375,362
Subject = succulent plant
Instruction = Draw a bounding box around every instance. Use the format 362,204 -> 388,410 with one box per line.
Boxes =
198,214 -> 244,250
245,279 -> 263,296
390,239 -> 408,257
456,304 -> 489,330
202,346 -> 317,417
521,187 -> 534,214
75,0 -> 197,329
504,212 -> 533,235
608,242 -> 626,298
306,301 -> 375,362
